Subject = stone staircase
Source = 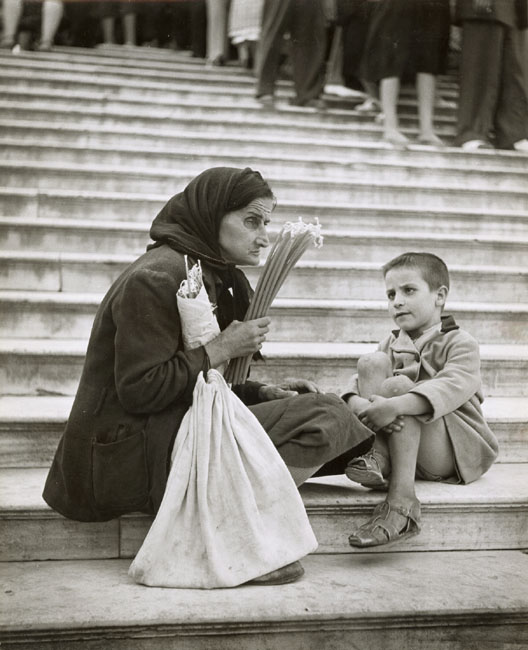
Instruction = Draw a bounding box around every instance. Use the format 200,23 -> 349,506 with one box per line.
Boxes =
0,46 -> 527,649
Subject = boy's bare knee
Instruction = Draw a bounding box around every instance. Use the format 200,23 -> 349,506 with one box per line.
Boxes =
379,374 -> 415,398
357,351 -> 392,378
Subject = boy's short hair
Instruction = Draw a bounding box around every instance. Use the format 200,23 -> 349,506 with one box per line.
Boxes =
382,252 -> 450,290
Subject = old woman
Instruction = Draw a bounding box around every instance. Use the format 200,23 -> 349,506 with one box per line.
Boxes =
43,167 -> 374,584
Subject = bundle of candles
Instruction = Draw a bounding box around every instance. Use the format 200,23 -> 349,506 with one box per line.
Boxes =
225,218 -> 323,386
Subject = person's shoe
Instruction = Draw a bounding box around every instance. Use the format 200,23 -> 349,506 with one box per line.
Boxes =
35,41 -> 52,52
256,93 -> 274,108
355,97 -> 381,113
289,96 -> 326,110
348,499 -> 421,548
208,54 -> 225,67
513,139 -> 528,153
324,84 -> 366,100
246,561 -> 304,585
461,139 -> 493,150
383,129 -> 410,149
345,452 -> 389,490
417,133 -> 446,147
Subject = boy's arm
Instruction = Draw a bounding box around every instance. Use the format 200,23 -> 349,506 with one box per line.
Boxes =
408,332 -> 482,422
358,393 -> 430,432
358,332 -> 482,431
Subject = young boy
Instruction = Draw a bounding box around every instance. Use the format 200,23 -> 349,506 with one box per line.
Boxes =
344,252 -> 498,548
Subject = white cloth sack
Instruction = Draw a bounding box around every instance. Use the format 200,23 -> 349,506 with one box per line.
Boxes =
129,369 -> 318,589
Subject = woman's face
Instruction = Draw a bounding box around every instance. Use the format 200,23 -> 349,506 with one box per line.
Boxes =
218,196 -> 273,266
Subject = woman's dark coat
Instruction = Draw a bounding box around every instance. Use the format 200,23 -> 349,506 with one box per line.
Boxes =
43,245 -> 262,521
43,167 -> 374,522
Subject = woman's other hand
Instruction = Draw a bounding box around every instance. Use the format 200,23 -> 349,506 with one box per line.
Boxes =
258,378 -> 322,401
205,317 -> 271,368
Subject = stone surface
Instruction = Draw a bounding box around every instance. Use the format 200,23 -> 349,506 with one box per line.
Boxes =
0,552 -> 527,649
1,465 -> 526,560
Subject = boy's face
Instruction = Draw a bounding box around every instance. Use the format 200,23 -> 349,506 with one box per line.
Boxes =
384,266 -> 447,337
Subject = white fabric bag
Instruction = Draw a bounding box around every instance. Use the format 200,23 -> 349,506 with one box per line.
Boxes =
129,369 -> 318,589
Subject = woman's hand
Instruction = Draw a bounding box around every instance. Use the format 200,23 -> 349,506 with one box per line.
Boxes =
205,317 -> 270,368
358,395 -> 402,432
258,377 -> 322,401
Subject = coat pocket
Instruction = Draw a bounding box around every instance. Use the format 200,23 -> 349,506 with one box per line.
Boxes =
92,429 -> 150,513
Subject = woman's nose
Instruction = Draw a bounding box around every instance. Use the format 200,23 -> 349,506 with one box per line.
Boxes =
256,226 -> 269,247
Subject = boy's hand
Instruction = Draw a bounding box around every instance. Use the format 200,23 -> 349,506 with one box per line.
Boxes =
359,395 -> 401,432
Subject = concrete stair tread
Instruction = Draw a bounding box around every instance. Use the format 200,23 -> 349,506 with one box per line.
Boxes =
0,67 -> 457,115
0,48 -> 458,92
3,249 -> 527,279
2,552 -> 526,645
1,337 -> 526,360
0,93 -> 457,137
7,45 -> 460,87
4,124 -> 527,168
1,393 -> 524,426
3,189 -> 527,226
2,464 -> 526,558
1,290 -> 527,315
0,83 -> 457,125
3,161 -> 527,199
6,138 -> 528,177
2,216 -> 528,247
1,462 -> 527,514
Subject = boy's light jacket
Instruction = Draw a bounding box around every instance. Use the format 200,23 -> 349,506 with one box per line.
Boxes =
346,315 -> 499,484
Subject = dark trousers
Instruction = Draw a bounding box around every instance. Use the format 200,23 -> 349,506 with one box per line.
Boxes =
249,392 -> 373,472
256,0 -> 327,104
455,20 -> 528,148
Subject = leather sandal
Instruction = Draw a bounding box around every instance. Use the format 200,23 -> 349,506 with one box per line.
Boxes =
348,499 -> 421,548
345,452 -> 389,490
246,561 -> 304,586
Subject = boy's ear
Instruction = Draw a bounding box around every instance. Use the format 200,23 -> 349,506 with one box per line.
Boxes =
435,285 -> 448,307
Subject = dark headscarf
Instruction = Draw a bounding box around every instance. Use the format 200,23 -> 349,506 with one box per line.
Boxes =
148,167 -> 274,330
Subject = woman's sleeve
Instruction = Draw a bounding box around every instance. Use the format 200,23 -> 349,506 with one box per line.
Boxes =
112,268 -> 207,414
232,381 -> 265,406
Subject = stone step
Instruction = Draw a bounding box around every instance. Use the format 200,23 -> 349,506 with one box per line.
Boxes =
0,63 -> 458,119
1,291 -> 526,344
3,191 -> 527,236
0,47 -> 459,95
1,395 -> 524,468
4,140 -> 528,191
0,96 -> 456,146
1,339 -> 525,398
2,551 -> 526,650
2,162 -> 527,211
5,120 -> 528,172
2,251 -> 528,304
1,464 -> 527,562
18,45 -> 464,90
3,224 -> 525,266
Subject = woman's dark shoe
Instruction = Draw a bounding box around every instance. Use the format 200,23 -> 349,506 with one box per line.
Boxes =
348,499 -> 421,548
345,451 -> 389,490
246,561 -> 304,585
